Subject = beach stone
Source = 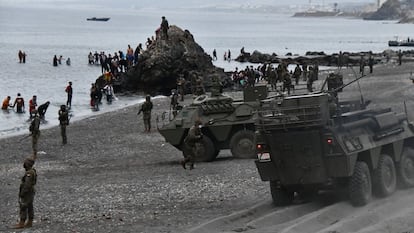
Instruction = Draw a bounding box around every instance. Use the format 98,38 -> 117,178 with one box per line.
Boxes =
112,25 -> 230,95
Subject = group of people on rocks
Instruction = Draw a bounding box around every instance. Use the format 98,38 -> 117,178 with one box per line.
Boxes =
88,43 -> 144,76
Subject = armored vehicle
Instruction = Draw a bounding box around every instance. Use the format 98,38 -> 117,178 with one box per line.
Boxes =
255,73 -> 414,206
158,85 -> 268,162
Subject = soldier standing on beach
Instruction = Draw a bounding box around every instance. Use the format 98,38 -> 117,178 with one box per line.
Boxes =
359,55 -> 365,75
368,54 -> 374,73
398,50 -> 403,66
181,120 -> 203,170
11,158 -> 37,229
58,105 -> 69,145
29,110 -> 40,159
138,95 -> 153,132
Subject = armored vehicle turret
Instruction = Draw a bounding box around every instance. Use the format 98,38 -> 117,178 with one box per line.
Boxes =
254,73 -> 414,206
158,85 -> 268,162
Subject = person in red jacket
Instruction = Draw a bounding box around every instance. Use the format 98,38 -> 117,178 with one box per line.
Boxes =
29,95 -> 37,118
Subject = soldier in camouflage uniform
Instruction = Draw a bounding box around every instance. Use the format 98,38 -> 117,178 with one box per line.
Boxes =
58,105 -> 69,145
293,64 -> 302,85
11,158 -> 37,229
29,110 -> 40,159
138,95 -> 153,132
181,120 -> 203,170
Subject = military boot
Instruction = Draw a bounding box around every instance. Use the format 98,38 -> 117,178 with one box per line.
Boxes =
11,220 -> 25,229
25,219 -> 33,228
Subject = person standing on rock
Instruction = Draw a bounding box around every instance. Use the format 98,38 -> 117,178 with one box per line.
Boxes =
58,105 -> 69,145
212,49 -> 217,61
11,158 -> 37,229
161,16 -> 169,40
138,95 -> 153,132
181,120 -> 203,170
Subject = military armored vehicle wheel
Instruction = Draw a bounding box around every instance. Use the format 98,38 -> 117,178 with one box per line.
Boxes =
270,181 -> 294,206
349,161 -> 372,206
373,154 -> 397,197
182,136 -> 217,162
230,130 -> 256,159
397,147 -> 414,188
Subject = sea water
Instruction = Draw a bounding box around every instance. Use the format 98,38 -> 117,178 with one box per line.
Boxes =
0,5 -> 412,138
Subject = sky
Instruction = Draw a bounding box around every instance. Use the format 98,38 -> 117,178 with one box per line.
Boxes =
0,0 -> 375,10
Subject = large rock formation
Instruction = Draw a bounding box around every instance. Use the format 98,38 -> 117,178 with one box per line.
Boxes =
111,26 -> 229,95
364,0 -> 414,22
364,0 -> 402,20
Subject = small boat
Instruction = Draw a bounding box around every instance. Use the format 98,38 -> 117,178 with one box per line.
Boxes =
87,17 -> 110,22
388,37 -> 414,47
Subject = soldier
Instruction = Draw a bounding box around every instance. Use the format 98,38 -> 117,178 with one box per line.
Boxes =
11,158 -> 37,229
58,105 -> 69,145
195,76 -> 205,96
282,72 -> 292,95
171,89 -> 179,117
307,66 -> 314,92
177,76 -> 186,101
210,75 -> 223,97
138,95 -> 153,132
293,64 -> 302,85
398,49 -> 403,66
368,54 -> 374,74
181,120 -> 203,170
359,55 -> 365,75
29,110 -> 40,158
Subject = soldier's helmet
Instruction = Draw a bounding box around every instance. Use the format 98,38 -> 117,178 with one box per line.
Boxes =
60,105 -> 66,111
23,158 -> 35,168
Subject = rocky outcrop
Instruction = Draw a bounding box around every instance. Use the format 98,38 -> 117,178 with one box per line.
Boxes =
235,49 -> 414,67
112,26 -> 229,95
364,0 -> 414,22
